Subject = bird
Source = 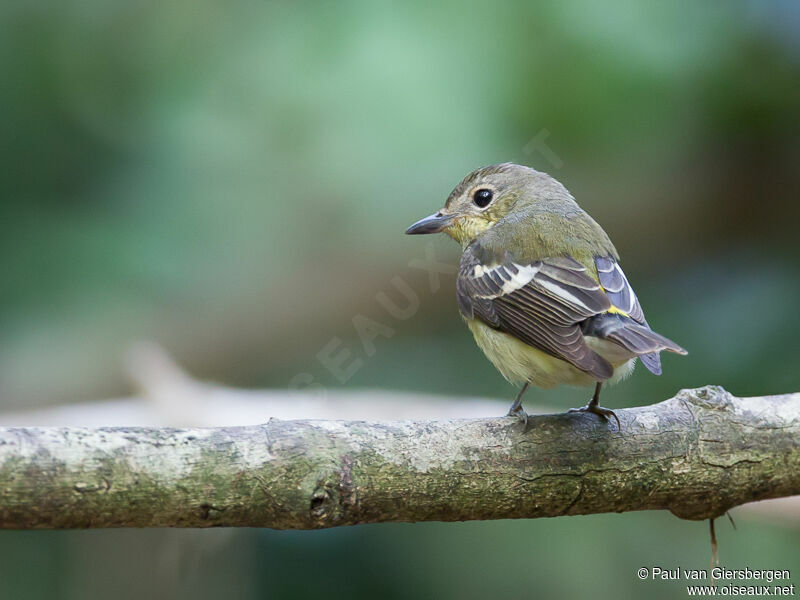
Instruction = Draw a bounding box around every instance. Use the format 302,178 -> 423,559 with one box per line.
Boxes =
405,163 -> 686,429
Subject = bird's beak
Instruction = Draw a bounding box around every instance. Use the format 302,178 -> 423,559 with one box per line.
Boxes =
405,212 -> 454,235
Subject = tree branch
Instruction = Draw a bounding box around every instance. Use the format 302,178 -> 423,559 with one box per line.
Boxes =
0,385 -> 798,529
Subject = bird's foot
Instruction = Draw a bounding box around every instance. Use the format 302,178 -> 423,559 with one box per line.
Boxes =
568,403 -> 621,431
506,405 -> 529,427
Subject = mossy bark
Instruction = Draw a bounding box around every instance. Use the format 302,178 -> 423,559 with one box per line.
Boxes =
0,386 -> 798,529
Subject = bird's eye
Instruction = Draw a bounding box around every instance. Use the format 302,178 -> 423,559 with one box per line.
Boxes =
473,188 -> 493,208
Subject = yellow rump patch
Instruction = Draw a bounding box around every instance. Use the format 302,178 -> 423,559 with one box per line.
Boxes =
606,305 -> 630,317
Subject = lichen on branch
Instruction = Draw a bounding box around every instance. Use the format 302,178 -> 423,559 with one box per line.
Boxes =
0,386 -> 798,529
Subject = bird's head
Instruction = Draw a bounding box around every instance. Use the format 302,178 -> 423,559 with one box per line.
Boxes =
405,163 -> 575,246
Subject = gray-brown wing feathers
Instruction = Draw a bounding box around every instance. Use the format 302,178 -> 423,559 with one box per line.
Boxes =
595,256 -> 644,322
581,314 -> 686,361
457,247 -> 686,380
593,257 -> 686,374
457,250 -> 615,380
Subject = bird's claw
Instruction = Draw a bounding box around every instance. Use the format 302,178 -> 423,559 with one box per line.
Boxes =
507,405 -> 529,427
568,403 -> 621,431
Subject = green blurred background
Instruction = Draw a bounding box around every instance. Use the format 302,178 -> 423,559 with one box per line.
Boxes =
1,0 -> 799,598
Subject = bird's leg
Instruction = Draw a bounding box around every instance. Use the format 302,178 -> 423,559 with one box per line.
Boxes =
506,382 -> 530,426
568,382 -> 621,431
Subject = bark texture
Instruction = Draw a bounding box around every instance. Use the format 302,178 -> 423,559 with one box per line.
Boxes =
0,385 -> 798,529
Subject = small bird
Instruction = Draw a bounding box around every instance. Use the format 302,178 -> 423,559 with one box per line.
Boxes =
406,163 -> 686,428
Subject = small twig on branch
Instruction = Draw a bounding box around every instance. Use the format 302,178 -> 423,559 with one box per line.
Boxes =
0,385 -> 797,530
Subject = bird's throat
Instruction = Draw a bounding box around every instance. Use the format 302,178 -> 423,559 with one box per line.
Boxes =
445,215 -> 494,247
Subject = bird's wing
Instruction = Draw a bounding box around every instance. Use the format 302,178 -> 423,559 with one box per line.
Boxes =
593,256 -> 645,323
457,248 -> 615,380
591,256 -> 687,374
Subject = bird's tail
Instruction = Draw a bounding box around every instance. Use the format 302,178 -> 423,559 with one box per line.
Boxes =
582,314 -> 687,375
